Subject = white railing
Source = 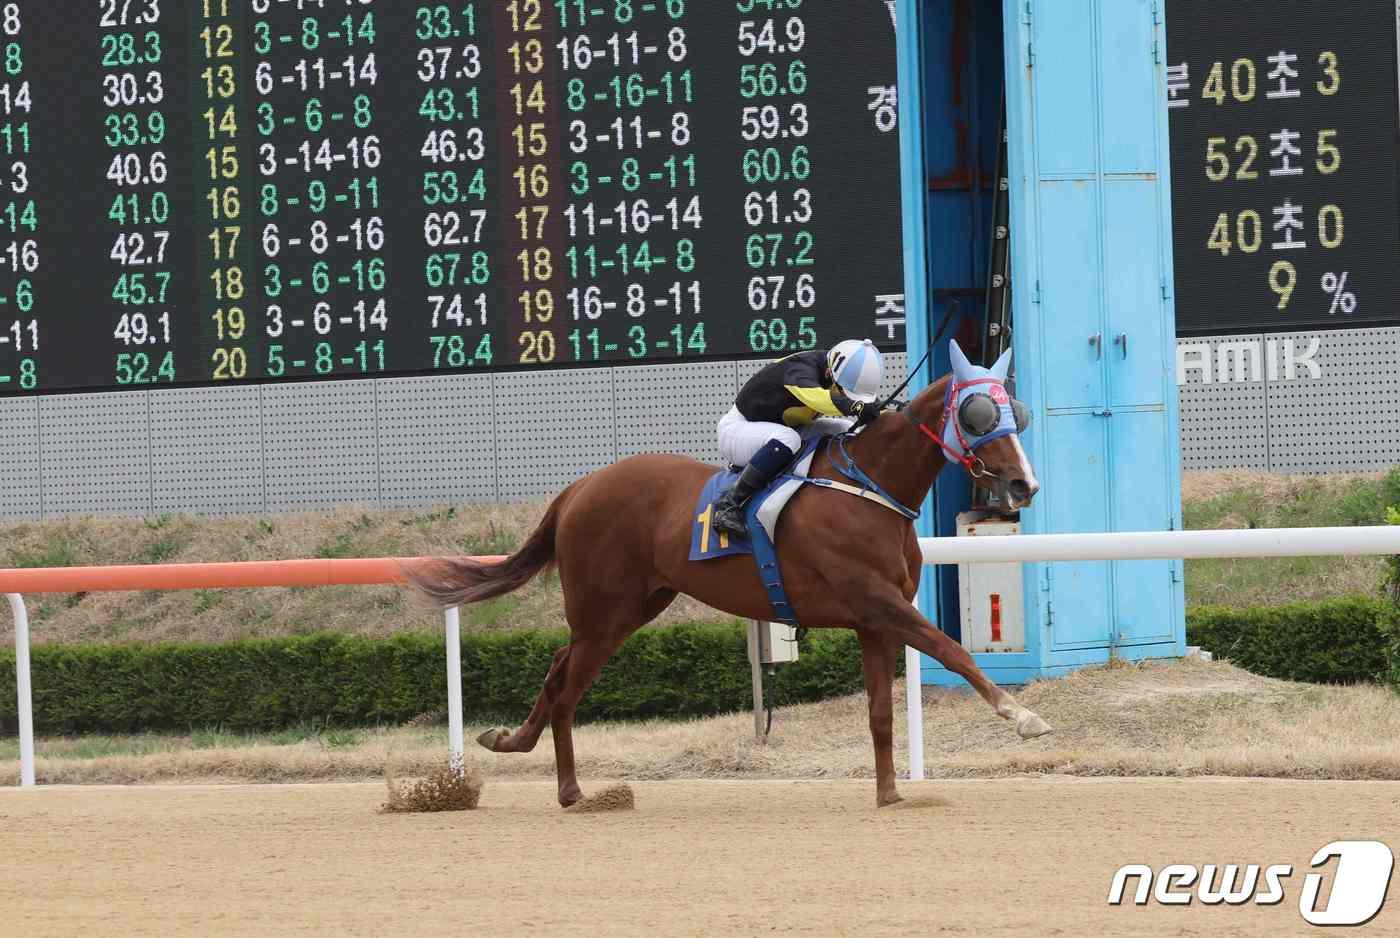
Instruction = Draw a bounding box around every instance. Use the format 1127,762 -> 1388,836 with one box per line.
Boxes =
902,526 -> 1400,780
7,526 -> 1400,787
917,526 -> 1400,564
6,592 -> 465,790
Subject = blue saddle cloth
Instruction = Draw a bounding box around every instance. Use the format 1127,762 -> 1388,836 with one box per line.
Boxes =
687,433 -> 920,627
688,438 -> 826,625
688,467 -> 761,562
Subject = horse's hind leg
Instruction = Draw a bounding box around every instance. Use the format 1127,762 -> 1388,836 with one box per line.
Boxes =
547,588 -> 674,807
479,645 -> 571,754
546,634 -> 624,807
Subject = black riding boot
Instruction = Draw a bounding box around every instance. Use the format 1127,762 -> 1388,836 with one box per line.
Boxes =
711,461 -> 778,538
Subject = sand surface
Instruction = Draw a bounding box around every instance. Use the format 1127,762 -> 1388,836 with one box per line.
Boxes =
2,778 -> 1397,937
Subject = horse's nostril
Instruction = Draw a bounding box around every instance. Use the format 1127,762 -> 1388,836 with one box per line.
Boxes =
1008,480 -> 1032,504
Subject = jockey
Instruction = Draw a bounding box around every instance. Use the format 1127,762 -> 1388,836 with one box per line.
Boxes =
711,339 -> 884,537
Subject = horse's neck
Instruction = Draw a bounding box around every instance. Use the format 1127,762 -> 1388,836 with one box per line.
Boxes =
842,390 -> 950,515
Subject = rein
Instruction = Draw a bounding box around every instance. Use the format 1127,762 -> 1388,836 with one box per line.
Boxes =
912,419 -> 995,480
820,377 -> 1009,521
822,434 -> 921,520
872,308 -> 1006,481
875,304 -> 957,411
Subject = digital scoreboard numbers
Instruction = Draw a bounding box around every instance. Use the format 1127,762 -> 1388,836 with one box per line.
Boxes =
1166,1 -> 1400,335
0,0 -> 902,395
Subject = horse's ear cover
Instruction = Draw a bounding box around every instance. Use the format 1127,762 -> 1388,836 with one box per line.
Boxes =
950,339 -> 1014,383
990,348 -> 1013,380
949,339 -> 974,379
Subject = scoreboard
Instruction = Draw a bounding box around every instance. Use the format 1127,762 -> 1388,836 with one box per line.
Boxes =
0,0 -> 902,395
1166,0 -> 1400,335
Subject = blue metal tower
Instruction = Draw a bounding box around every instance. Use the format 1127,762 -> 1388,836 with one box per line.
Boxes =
897,0 -> 1187,685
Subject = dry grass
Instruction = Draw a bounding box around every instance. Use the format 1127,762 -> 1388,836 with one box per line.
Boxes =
1181,469 -> 1377,503
6,657 -> 1399,786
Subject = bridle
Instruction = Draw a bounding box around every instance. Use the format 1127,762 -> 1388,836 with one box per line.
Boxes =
907,384 -> 1000,479
870,306 -> 1007,478
904,377 -> 1027,481
855,309 -> 1028,488
824,372 -> 1024,520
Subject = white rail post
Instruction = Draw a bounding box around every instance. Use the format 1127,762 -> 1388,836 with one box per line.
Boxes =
746,621 -> 765,740
905,593 -> 924,782
905,645 -> 924,781
8,593 -> 34,787
444,606 -> 464,770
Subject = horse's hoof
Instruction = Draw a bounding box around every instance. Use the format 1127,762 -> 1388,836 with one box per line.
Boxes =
558,786 -> 583,808
476,726 -> 509,751
877,791 -> 905,808
1016,711 -> 1053,739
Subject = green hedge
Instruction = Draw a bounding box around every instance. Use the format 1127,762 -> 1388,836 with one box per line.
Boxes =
5,598 -> 1393,736
1187,596 -> 1396,686
0,621 -> 875,735
1382,606 -> 1400,690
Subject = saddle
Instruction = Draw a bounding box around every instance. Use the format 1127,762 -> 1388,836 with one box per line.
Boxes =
689,435 -> 919,625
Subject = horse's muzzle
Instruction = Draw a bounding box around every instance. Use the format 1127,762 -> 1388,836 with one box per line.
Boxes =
1005,478 -> 1038,509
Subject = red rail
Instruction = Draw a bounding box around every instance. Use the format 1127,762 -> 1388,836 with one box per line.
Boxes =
0,556 -> 507,594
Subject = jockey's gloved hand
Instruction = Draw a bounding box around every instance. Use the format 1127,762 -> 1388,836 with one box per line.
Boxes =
832,387 -> 860,416
851,400 -> 880,429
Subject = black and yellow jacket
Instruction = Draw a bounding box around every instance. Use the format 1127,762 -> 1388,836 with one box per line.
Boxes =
735,350 -> 860,427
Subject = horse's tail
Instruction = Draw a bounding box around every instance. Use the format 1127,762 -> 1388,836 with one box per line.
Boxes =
404,483 -> 574,608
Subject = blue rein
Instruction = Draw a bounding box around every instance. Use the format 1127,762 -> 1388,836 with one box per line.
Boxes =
829,433 -> 921,521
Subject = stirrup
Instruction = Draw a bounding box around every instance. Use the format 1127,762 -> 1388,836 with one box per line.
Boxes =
711,499 -> 750,537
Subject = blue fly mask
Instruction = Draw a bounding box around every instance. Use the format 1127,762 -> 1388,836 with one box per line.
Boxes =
930,340 -> 1031,477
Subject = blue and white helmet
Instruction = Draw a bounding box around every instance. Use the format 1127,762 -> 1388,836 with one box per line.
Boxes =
827,339 -> 884,404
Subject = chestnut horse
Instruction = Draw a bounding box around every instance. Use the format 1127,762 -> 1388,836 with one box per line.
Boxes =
406,365 -> 1051,808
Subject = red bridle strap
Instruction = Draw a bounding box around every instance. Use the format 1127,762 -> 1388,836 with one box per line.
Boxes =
914,409 -> 992,478
916,419 -> 979,473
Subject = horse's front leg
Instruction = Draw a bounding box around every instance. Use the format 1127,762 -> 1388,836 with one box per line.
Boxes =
856,629 -> 902,807
863,589 -> 1052,740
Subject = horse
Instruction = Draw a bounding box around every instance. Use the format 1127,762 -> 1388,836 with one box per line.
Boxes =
405,346 -> 1051,808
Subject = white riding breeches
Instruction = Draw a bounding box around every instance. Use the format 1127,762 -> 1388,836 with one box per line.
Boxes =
716,406 -> 855,467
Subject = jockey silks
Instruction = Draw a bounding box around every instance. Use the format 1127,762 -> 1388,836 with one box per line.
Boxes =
735,350 -> 863,428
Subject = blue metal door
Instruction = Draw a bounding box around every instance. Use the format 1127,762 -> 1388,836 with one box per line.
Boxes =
1097,0 -> 1181,648
1025,0 -> 1104,412
1109,409 -> 1178,646
1038,180 -> 1106,411
1103,180 -> 1170,409
1005,0 -> 1185,670
1040,413 -> 1113,650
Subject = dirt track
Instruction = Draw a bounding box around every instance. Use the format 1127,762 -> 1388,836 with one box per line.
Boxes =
1,778 -> 1397,937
